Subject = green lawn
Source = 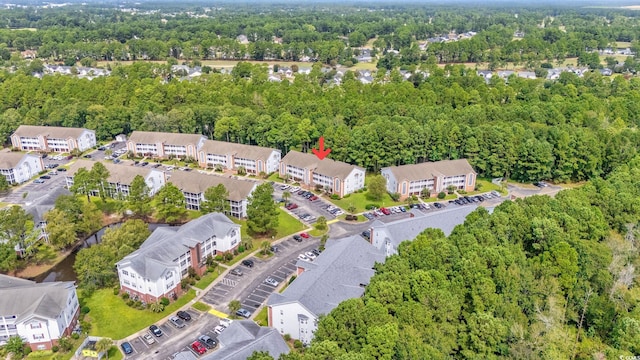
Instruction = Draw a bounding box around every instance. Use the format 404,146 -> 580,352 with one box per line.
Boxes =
327,191 -> 404,213
309,228 -> 328,237
275,208 -> 305,237
83,289 -> 196,339
193,270 -> 220,289
253,307 -> 268,326
192,302 -> 211,312
267,172 -> 285,183
423,194 -> 457,202
467,178 -> 505,195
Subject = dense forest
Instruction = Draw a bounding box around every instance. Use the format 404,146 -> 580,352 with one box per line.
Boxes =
1,61 -> 640,182
252,154 -> 640,359
2,4 -> 640,69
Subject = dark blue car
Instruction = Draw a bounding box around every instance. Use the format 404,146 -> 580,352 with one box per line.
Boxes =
121,341 -> 133,355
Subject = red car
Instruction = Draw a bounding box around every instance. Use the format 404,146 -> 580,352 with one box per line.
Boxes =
191,341 -> 207,355
286,203 -> 298,210
309,195 -> 319,201
300,232 -> 310,239
380,207 -> 391,215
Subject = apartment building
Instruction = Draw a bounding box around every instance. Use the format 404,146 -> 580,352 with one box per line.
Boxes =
0,152 -> 44,184
0,275 -> 79,351
267,236 -> 384,344
198,140 -> 281,174
126,131 -> 206,159
65,160 -> 166,198
279,151 -> 365,198
381,159 -> 476,200
167,171 -> 256,218
115,213 -> 240,303
10,125 -> 96,153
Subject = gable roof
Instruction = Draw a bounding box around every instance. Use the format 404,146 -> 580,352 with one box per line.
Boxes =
24,186 -> 72,224
0,152 -> 37,169
167,172 -> 256,202
200,140 -> 280,162
0,274 -> 75,321
67,160 -> 163,185
281,151 -> 364,180
203,320 -> 289,360
12,125 -> 91,139
268,236 -> 385,316
117,213 -> 239,280
128,131 -> 206,146
371,206 -> 478,254
382,159 -> 475,182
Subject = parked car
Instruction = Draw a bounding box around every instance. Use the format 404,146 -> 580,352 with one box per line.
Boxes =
191,341 -> 207,355
40,175 -> 51,180
242,259 -> 254,268
220,318 -> 233,328
433,202 -> 443,209
309,195 -> 318,201
311,249 -> 321,256
265,277 -> 279,286
270,246 -> 279,253
177,310 -> 191,321
380,207 -> 391,215
121,342 -> 133,354
83,154 -> 92,158
214,324 -> 226,335
361,230 -> 371,240
300,232 -> 310,238
236,308 -> 251,318
33,179 -> 45,184
198,335 -> 217,349
286,203 -> 298,210
142,333 -> 155,345
298,253 -> 310,261
149,324 -> 162,337
230,268 -> 243,276
57,167 -> 67,172
293,235 -> 303,242
97,146 -> 106,151
169,316 -> 185,328
48,171 -> 58,175
305,251 -> 317,260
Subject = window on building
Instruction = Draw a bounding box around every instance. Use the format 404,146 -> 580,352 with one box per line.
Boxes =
280,310 -> 283,315
122,270 -> 128,276
33,334 -> 45,340
30,323 -> 42,329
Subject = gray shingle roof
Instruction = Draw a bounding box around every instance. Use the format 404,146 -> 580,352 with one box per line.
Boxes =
202,320 -> 289,360
12,125 -> 90,139
0,274 -> 75,320
371,206 -> 478,253
117,213 -> 239,280
67,160 -> 163,185
200,140 -> 280,162
281,150 -> 364,180
267,236 -> 385,316
167,172 -> 256,202
23,186 -> 72,224
0,152 -> 37,169
382,159 -> 475,182
128,131 -> 206,146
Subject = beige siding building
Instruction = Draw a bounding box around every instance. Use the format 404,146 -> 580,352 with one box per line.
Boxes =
11,125 -> 96,153
126,131 -> 206,159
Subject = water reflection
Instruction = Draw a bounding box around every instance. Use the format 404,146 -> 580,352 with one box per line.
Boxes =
32,222 -> 172,283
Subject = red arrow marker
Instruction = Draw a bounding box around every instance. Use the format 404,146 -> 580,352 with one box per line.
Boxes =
312,136 -> 332,160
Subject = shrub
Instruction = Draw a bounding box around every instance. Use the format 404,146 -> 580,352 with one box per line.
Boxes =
181,278 -> 189,289
58,337 -> 73,352
233,249 -> 239,256
224,252 -> 233,262
194,275 -> 201,281
437,192 -> 446,199
160,297 -> 170,306
121,293 -> 130,300
293,340 -> 303,349
112,288 -> 120,295
458,190 -> 467,194
330,194 -> 340,200
126,299 -> 134,307
71,333 -> 80,340
238,245 -> 245,253
81,306 -> 90,314
346,215 -> 358,221
284,334 -> 291,341
214,255 -> 223,262
365,204 -> 377,210
343,193 -> 351,198
390,192 -> 400,201
51,346 -> 59,353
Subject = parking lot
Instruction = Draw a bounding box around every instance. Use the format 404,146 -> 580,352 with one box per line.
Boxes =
201,236 -> 320,318
272,184 -> 342,224
2,155 -> 72,204
123,308 -> 224,360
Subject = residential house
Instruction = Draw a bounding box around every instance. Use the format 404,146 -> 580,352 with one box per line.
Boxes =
279,151 -> 365,198
0,152 -> 44,184
65,160 -> 166,198
202,320 -> 289,360
267,236 -> 385,344
23,187 -> 72,249
116,213 -> 241,303
477,70 -> 493,84
497,70 -> 515,80
368,206 -> 478,256
517,71 -> 537,79
380,159 -> 476,200
126,131 -> 206,159
599,68 -> 613,76
11,125 -> 96,153
197,140 -> 281,174
0,274 -> 79,351
356,49 -> 373,63
167,171 -> 257,218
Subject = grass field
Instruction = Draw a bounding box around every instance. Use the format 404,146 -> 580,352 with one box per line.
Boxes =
192,302 -> 212,312
327,191 -> 404,213
83,288 -> 196,339
467,178 -> 505,195
309,228 -> 328,237
232,208 -> 304,241
253,307 -> 268,326
193,270 -> 220,290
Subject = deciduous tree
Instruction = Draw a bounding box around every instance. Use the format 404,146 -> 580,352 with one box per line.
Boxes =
200,184 -> 230,214
154,183 -> 187,223
247,183 -> 279,235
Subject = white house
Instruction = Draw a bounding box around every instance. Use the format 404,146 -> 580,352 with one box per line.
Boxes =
11,125 -> 96,153
116,213 -> 240,303
167,171 -> 257,218
0,274 -> 79,351
127,131 -> 206,159
279,151 -> 365,198
65,160 -> 166,198
197,140 -> 281,174
267,236 -> 385,344
380,159 -> 476,200
0,152 -> 44,184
